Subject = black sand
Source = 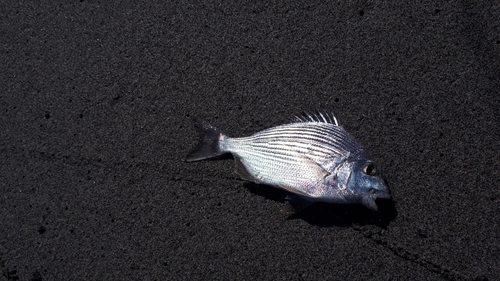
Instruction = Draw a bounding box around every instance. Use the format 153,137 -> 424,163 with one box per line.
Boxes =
1,2 -> 499,280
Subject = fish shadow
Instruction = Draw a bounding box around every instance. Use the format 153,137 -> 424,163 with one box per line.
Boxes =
244,183 -> 397,228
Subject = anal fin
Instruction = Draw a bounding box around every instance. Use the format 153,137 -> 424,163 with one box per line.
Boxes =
234,157 -> 260,183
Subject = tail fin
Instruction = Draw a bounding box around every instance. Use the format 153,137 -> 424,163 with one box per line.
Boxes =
184,118 -> 226,162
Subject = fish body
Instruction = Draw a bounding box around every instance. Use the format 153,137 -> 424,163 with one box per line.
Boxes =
185,113 -> 390,211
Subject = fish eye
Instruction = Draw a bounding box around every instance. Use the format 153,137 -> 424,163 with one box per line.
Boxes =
362,162 -> 377,176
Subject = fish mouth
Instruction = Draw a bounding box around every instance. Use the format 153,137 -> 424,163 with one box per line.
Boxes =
374,190 -> 391,200
375,180 -> 391,200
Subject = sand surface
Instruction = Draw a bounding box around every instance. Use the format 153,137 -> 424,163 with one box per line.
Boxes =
1,2 -> 499,280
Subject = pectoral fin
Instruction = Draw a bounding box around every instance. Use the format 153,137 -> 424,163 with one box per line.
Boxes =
297,155 -> 331,182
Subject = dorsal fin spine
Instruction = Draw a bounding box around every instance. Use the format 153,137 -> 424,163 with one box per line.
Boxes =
292,112 -> 339,126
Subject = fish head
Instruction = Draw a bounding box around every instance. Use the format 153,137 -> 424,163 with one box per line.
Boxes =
346,159 -> 391,211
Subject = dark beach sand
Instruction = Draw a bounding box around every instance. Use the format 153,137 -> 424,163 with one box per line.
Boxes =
1,2 -> 498,280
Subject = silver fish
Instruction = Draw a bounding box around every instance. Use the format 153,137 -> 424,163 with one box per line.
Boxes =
185,113 -> 390,211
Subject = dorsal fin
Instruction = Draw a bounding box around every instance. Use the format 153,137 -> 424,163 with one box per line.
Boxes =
292,111 -> 339,126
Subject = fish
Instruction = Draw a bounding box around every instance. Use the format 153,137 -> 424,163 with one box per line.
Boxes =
185,112 -> 391,211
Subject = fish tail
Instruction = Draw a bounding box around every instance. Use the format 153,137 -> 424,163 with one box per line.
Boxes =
184,118 -> 227,162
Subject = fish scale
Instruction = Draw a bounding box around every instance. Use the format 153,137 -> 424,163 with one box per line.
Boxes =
185,113 -> 391,211
246,126 -> 359,154
228,142 -> 336,197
